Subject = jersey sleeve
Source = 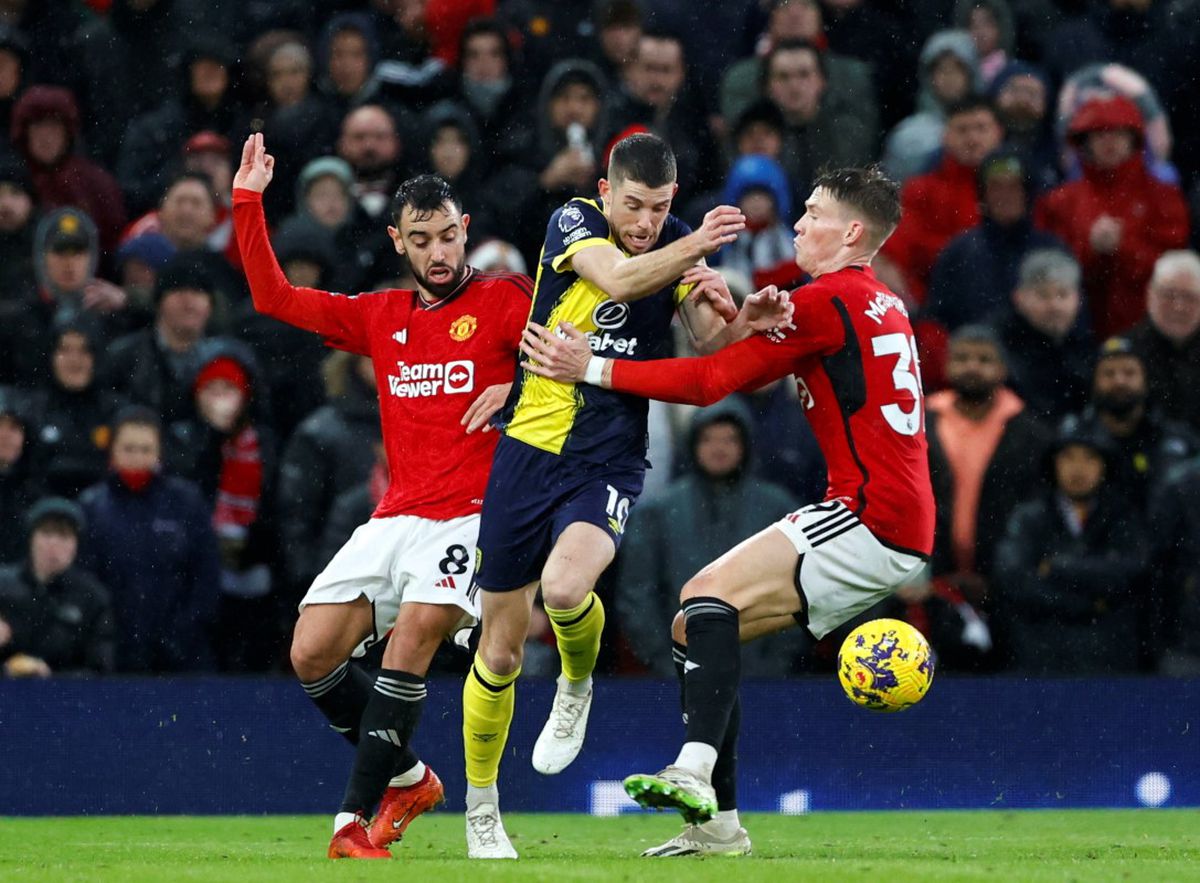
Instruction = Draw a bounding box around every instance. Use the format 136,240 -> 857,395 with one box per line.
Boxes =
233,188 -> 372,355
663,215 -> 697,306
607,283 -> 844,405
544,199 -> 612,273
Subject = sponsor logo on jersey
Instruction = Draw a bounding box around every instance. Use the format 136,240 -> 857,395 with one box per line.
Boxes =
393,329 -> 408,345
592,299 -> 629,330
386,360 -> 475,398
559,204 -> 585,232
864,291 -> 909,325
449,314 -> 477,341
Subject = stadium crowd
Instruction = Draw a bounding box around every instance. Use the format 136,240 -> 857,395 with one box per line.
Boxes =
1,0 -> 1199,680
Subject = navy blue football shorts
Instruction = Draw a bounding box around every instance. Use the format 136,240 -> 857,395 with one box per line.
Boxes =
474,434 -> 644,592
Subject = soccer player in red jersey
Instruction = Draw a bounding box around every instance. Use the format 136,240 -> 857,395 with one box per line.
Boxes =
522,166 -> 936,857
232,134 -> 532,859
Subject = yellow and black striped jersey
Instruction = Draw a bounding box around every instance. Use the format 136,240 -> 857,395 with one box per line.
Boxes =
504,196 -> 692,469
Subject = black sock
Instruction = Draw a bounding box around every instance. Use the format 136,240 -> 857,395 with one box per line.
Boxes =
339,669 -> 426,816
681,596 -> 741,750
300,660 -> 373,746
672,637 -> 738,810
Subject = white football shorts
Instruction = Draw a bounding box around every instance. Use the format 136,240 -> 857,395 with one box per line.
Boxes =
772,500 -> 926,639
300,513 -> 480,658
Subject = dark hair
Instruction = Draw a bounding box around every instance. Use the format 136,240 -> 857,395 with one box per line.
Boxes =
112,404 -> 162,440
458,17 -> 512,71
163,170 -> 216,206
640,24 -> 684,53
944,95 -> 997,122
390,174 -> 463,225
762,38 -> 825,86
596,0 -> 642,29
949,323 -> 1009,367
813,165 -> 901,246
608,132 -> 677,188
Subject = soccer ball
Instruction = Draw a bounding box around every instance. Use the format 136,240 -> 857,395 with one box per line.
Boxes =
837,618 -> 934,712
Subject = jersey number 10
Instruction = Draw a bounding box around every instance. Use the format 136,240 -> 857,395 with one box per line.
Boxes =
871,333 -> 924,437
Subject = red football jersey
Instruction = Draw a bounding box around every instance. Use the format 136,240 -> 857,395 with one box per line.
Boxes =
233,189 -> 531,521
608,264 -> 934,556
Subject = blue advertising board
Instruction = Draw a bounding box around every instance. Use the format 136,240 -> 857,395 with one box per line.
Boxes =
1,677 -> 1196,815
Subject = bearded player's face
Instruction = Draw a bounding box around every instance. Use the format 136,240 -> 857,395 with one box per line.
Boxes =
601,176 -> 677,255
390,203 -> 471,299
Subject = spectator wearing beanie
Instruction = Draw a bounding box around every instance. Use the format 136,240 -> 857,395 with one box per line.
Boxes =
0,496 -> 116,676
102,253 -> 222,424
166,343 -> 278,671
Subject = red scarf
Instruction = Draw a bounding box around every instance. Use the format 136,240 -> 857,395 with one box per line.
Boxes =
213,426 -> 263,539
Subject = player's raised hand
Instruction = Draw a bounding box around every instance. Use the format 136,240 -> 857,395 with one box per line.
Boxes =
682,264 -> 737,321
740,285 -> 795,333
233,132 -> 275,193
520,322 -> 592,382
690,205 -> 746,257
462,382 -> 512,434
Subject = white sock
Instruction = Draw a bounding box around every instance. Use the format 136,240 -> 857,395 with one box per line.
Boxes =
389,759 -> 426,788
466,783 -> 499,810
560,673 -> 592,697
674,742 -> 718,782
704,809 -> 741,837
333,811 -> 360,834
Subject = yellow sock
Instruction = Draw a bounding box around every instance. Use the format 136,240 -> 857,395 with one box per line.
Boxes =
545,592 -> 605,684
462,653 -> 520,788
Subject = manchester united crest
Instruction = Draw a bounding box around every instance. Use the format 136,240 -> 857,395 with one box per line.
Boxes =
449,314 -> 478,341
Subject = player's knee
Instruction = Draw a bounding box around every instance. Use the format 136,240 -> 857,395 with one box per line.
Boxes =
679,571 -> 723,605
478,636 -> 523,678
540,572 -> 590,611
289,633 -> 341,683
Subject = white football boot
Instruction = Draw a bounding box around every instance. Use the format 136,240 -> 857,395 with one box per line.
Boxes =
465,802 -> 518,859
531,676 -> 593,774
641,823 -> 752,857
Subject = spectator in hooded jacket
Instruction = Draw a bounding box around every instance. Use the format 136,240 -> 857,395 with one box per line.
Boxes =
315,13 -> 382,118
711,154 -> 803,293
883,29 -> 980,183
450,17 -> 528,170
992,418 -> 1148,674
1128,251 -> 1200,433
78,406 -> 220,673
0,497 -> 115,676
28,316 -> 128,499
1035,95 -> 1189,338
989,61 -> 1058,194
925,148 -> 1065,330
954,0 -> 1013,89
10,85 -> 126,255
616,399 -> 801,677
116,33 -> 241,217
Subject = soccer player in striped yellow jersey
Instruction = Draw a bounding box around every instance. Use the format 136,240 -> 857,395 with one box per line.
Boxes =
460,133 -> 794,858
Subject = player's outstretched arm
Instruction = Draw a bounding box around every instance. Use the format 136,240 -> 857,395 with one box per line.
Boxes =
520,321 -> 789,407
570,205 -> 745,304
232,134 -> 369,349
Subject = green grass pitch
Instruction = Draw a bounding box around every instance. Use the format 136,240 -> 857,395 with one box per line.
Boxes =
2,810 -> 1197,882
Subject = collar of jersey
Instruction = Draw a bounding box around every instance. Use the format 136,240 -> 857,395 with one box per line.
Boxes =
415,266 -> 475,311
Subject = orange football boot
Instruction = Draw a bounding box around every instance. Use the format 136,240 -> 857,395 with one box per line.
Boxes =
328,819 -> 391,859
368,766 -> 445,847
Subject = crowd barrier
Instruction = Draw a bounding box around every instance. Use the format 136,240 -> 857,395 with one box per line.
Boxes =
2,676 -> 1196,815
